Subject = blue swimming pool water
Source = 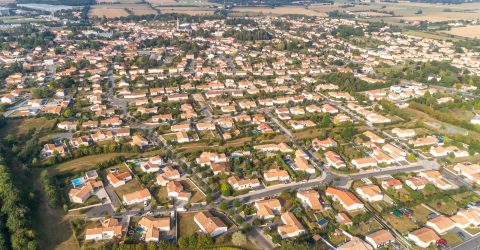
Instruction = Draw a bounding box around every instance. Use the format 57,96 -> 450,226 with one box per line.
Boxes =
72,178 -> 85,188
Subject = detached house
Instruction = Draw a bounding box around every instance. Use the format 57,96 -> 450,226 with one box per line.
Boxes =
194,211 -> 228,237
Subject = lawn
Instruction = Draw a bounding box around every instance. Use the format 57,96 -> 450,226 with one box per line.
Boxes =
114,178 -> 144,199
465,227 -> 480,235
411,204 -> 434,224
383,214 -> 418,234
442,231 -> 464,247
177,212 -> 200,238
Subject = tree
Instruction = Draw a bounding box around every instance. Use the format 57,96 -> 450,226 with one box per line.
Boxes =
220,182 -> 232,196
197,233 -> 213,248
147,242 -> 157,250
233,200 -> 241,207
231,231 -> 247,246
219,202 -> 227,211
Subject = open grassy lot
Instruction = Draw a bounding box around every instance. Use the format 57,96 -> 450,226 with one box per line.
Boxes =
411,204 -> 433,224
348,220 -> 383,237
426,197 -> 459,216
183,179 -> 206,203
157,7 -> 215,15
403,30 -> 460,41
0,117 -> 56,139
465,226 -> 480,235
383,214 -> 418,234
50,153 -> 133,174
177,211 -> 200,238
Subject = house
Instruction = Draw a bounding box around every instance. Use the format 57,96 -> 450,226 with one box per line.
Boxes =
263,169 -> 290,182
351,157 -> 377,169
430,146 -> 468,158
409,136 -> 439,147
419,170 -> 452,190
138,216 -> 171,242
42,143 -> 66,157
294,156 -> 316,174
228,176 -> 260,190
453,163 -> 480,184
197,122 -> 216,131
131,135 -> 149,148
405,177 -> 429,190
325,187 -> 364,211
408,227 -> 440,248
107,171 -> 132,188
277,212 -> 306,239
57,121 -> 77,131
194,211 -> 228,237
167,180 -> 191,201
392,128 -> 416,138
69,180 -> 103,204
356,185 -> 384,202
337,237 -> 373,250
297,190 -> 323,210
426,215 -> 455,234
85,218 -> 124,241
140,161 -> 160,173
325,151 -> 346,169
381,178 -> 403,190
123,188 -> 151,205
176,131 -> 190,143
363,131 -> 385,144
171,124 -> 191,132
335,213 -> 352,226
312,138 -> 337,151
196,152 -> 228,167
254,199 -> 281,219
365,230 -> 395,249
254,143 -> 293,153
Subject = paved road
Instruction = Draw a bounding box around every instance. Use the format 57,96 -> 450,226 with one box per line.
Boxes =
222,172 -> 331,205
451,237 -> 480,250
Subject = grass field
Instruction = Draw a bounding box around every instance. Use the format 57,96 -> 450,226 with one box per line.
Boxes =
183,179 -> 205,203
426,197 -> 459,216
157,7 -> 215,15
442,231 -> 464,247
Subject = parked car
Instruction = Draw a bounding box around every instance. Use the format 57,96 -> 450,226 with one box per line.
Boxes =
457,231 -> 466,239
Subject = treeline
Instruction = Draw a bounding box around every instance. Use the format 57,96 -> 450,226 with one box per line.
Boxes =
225,18 -> 257,26
223,29 -> 272,41
318,72 -> 390,92
0,161 -> 38,249
332,25 -> 364,38
409,101 -> 480,134
40,170 -> 61,208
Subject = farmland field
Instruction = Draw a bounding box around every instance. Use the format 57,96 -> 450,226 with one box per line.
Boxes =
96,0 -> 139,3
157,6 -> 215,15
89,4 -> 157,18
446,25 -> 480,39
231,6 -> 327,17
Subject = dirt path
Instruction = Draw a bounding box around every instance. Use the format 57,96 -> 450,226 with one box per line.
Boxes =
32,169 -> 80,250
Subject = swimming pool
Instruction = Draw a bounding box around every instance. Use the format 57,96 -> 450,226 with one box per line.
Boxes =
71,177 -> 85,188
